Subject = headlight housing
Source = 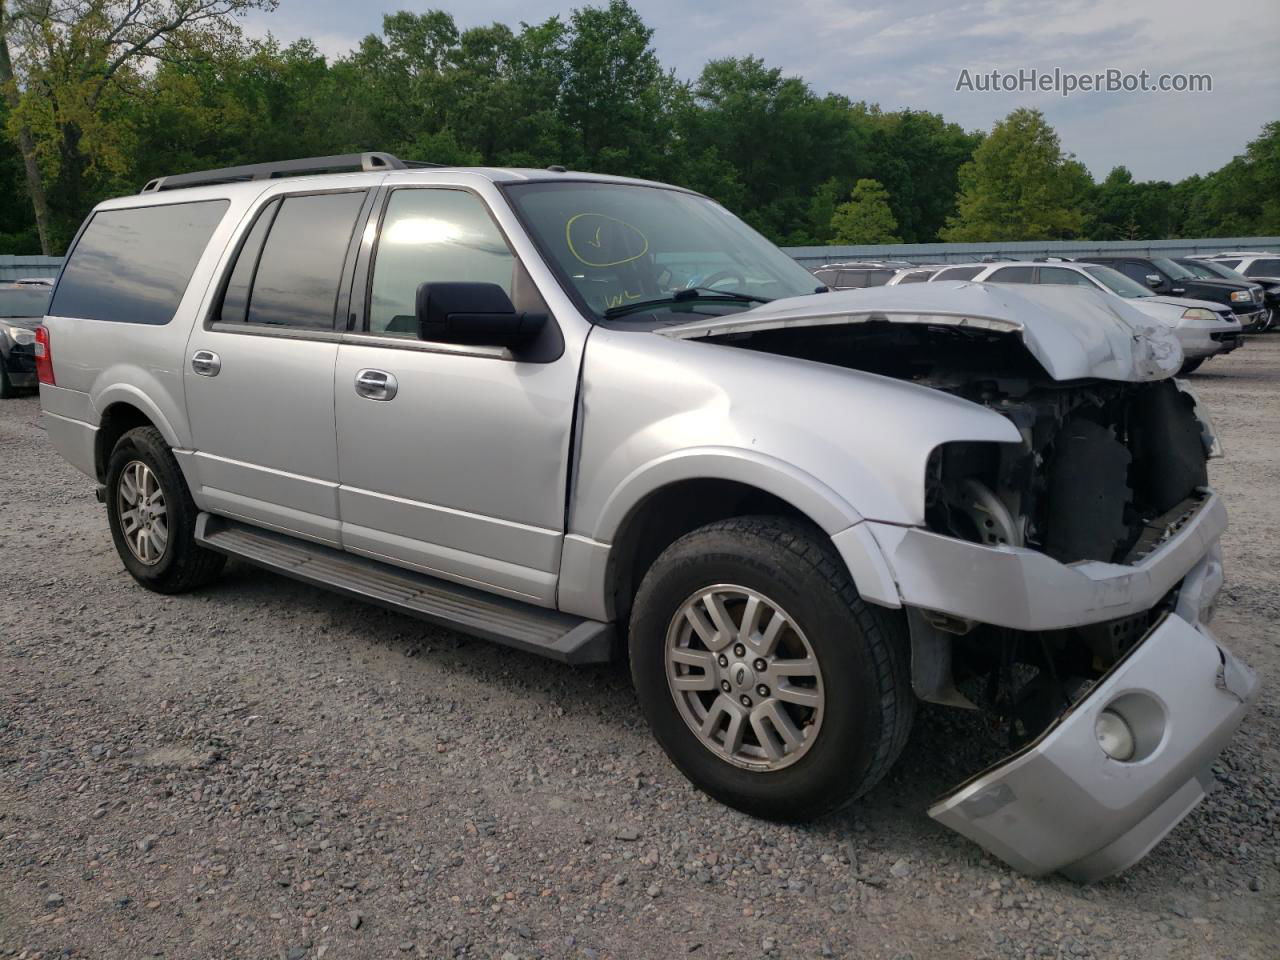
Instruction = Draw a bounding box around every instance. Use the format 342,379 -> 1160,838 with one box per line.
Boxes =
1229,290 -> 1253,303
1179,308 -> 1217,321
2,323 -> 36,345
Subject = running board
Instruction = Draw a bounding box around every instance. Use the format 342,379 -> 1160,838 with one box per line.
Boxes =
194,514 -> 614,664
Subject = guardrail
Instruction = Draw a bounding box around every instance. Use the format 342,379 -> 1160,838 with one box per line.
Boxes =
781,237 -> 1280,267
0,255 -> 64,282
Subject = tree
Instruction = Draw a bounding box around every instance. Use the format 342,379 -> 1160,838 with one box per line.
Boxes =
829,179 -> 900,243
0,0 -> 276,253
941,108 -> 1089,242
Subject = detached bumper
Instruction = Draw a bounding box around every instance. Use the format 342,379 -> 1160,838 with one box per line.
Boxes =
929,610 -> 1258,882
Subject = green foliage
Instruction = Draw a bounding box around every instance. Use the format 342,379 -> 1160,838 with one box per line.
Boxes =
0,3 -> 1274,254
830,179 -> 900,243
941,108 -> 1088,241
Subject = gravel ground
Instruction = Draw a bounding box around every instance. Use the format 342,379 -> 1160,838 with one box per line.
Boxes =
1,340 -> 1277,960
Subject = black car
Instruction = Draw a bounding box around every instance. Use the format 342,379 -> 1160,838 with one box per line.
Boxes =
1077,255 -> 1268,331
1176,258 -> 1277,333
0,281 -> 52,397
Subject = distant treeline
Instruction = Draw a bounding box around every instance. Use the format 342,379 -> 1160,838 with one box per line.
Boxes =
1,1 -> 1277,255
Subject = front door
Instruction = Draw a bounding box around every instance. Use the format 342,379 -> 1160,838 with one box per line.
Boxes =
333,186 -> 583,605
185,189 -> 372,545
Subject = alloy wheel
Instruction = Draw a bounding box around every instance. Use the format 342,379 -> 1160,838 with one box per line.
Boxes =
665,585 -> 825,771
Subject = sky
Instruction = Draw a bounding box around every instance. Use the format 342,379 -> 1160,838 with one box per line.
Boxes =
241,0 -> 1280,183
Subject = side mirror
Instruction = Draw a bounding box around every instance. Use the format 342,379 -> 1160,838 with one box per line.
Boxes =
1145,274 -> 1163,287
415,282 -> 546,349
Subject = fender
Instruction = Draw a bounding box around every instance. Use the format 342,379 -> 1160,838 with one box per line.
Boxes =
558,448 -> 901,621
591,446 -> 862,541
93,379 -> 187,450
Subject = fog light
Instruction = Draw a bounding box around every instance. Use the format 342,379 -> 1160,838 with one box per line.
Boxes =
1095,709 -> 1136,761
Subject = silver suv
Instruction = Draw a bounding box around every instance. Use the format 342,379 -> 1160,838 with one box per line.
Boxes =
38,153 -> 1257,882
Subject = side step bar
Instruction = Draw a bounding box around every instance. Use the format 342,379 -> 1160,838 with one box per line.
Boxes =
194,514 -> 615,664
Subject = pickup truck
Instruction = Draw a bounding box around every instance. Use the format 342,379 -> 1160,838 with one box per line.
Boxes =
37,153 -> 1258,882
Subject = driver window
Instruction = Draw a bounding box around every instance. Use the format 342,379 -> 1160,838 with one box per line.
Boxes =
368,189 -> 516,337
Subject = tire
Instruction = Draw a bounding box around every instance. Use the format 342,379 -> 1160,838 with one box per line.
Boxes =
629,515 -> 914,822
1179,357 -> 1205,375
105,425 -> 225,593
0,363 -> 14,399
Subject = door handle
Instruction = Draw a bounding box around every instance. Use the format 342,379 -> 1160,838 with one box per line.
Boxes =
355,368 -> 398,401
191,350 -> 221,377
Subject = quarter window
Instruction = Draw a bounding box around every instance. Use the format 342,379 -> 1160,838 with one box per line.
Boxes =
369,189 -> 516,337
50,200 -> 229,325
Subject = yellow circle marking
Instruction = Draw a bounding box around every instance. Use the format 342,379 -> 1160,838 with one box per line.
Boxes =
566,213 -> 650,267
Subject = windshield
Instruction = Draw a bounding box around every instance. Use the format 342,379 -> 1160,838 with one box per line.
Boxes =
1083,265 -> 1153,298
1152,257 -> 1194,280
0,287 -> 51,318
504,181 -> 820,321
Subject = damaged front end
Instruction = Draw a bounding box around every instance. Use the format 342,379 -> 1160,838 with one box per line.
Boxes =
661,283 -> 1259,881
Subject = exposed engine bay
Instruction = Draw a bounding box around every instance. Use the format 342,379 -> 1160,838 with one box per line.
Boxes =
714,321 -> 1215,743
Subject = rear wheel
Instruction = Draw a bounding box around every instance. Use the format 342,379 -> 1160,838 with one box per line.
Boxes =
1179,357 -> 1205,375
105,426 -> 225,593
629,516 -> 914,821
0,363 -> 14,399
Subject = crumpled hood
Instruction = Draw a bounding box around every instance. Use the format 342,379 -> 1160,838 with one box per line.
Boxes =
658,282 -> 1183,382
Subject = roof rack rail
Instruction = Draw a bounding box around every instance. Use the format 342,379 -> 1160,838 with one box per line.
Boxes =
140,152 -> 441,193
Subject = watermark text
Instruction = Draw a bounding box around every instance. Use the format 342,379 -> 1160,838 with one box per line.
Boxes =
955,67 -> 1212,97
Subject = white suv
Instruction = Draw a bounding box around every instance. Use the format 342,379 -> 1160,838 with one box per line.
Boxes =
35,153 -> 1257,881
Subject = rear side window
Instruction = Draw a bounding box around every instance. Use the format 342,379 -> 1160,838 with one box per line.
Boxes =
50,200 -> 229,325
1243,258 -> 1280,277
218,191 -> 367,330
933,266 -> 981,281
897,270 -> 933,284
987,266 -> 1035,283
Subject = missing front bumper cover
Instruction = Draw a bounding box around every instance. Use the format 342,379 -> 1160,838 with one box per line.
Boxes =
927,611 -> 1258,882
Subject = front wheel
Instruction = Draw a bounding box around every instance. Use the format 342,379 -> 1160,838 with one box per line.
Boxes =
105,426 -> 225,593
629,516 -> 914,821
1179,357 -> 1205,375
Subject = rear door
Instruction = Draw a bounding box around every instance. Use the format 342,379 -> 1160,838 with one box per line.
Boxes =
332,186 -> 582,606
184,188 -> 374,545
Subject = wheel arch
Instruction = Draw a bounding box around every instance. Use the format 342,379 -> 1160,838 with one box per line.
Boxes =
571,450 -> 901,626
94,396 -> 173,482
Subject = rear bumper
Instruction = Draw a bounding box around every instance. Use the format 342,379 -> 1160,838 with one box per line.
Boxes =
865,492 -> 1226,632
3,343 -> 37,385
929,604 -> 1258,882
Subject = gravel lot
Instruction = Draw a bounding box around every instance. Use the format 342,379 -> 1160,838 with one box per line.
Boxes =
1,340 -> 1276,960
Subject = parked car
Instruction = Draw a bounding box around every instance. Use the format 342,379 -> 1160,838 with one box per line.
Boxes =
885,265 -> 943,284
0,279 -> 52,398
924,260 -> 1242,373
38,153 -> 1257,881
811,260 -> 914,289
1077,255 -> 1267,332
1198,251 -> 1280,285
1177,257 -> 1277,332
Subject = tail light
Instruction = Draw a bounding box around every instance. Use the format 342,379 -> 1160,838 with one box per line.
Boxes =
34,325 -> 55,385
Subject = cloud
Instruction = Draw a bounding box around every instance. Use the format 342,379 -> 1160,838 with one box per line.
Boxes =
239,0 -> 1280,181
